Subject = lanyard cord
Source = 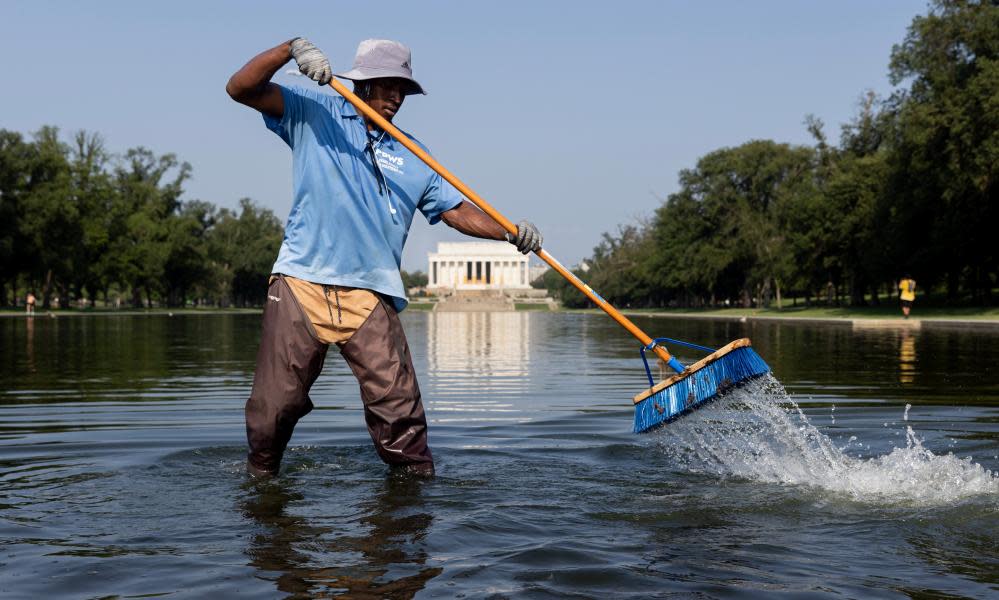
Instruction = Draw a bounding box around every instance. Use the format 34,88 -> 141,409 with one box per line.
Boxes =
365,131 -> 398,217
366,145 -> 385,194
366,131 -> 388,194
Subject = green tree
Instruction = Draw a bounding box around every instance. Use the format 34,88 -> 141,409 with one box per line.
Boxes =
401,270 -> 428,289
886,0 -> 999,302
0,130 -> 33,306
163,200 -> 215,306
585,225 -> 658,306
649,140 -> 816,307
111,147 -> 191,307
540,265 -> 588,308
208,198 -> 283,307
19,127 -> 77,308
69,131 -> 116,306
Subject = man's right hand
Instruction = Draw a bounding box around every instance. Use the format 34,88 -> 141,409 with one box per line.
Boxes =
291,37 -> 332,86
505,220 -> 543,254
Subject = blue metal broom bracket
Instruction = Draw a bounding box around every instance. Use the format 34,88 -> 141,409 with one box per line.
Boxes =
640,337 -> 717,387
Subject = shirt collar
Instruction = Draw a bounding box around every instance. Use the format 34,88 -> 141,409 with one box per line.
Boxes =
340,98 -> 399,150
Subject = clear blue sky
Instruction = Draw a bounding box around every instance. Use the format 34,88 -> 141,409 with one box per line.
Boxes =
1,1 -> 926,271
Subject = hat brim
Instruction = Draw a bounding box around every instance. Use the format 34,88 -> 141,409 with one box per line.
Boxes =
334,68 -> 426,95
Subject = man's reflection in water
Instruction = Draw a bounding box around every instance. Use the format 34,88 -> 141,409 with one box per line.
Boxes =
241,472 -> 440,598
899,330 -> 917,385
25,316 -> 35,374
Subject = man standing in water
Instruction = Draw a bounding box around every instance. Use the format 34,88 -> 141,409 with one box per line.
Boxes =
227,38 -> 542,477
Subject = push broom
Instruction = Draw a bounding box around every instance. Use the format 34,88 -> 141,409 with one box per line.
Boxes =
326,78 -> 771,432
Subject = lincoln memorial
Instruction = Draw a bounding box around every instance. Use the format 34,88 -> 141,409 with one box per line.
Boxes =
427,241 -> 533,292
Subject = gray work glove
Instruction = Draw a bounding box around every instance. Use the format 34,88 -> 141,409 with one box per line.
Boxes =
290,37 -> 332,85
505,220 -> 542,254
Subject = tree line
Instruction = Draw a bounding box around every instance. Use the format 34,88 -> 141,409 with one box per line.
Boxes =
546,0 -> 997,309
0,127 -> 284,309
0,125 -> 434,310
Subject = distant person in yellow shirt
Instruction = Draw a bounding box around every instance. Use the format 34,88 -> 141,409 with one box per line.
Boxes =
898,275 -> 916,319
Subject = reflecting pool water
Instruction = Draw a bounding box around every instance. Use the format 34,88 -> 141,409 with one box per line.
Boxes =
1,312 -> 997,598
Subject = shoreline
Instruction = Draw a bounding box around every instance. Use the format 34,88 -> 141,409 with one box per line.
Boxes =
591,308 -> 999,331
3,306 -> 998,330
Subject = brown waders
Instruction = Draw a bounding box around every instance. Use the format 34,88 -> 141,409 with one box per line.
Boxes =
244,275 -> 433,476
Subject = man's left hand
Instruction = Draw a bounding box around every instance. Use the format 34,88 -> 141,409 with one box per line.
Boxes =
505,220 -> 542,254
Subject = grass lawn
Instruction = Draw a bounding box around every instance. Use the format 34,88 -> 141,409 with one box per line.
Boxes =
515,303 -> 552,311
405,302 -> 435,311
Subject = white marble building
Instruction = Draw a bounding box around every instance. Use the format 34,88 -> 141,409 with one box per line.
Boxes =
427,241 -> 532,291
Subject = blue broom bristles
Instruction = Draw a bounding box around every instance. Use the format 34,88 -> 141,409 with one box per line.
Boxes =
633,346 -> 770,433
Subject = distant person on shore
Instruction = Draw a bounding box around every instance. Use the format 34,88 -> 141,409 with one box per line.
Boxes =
898,275 -> 916,319
26,292 -> 36,316
227,37 -> 541,478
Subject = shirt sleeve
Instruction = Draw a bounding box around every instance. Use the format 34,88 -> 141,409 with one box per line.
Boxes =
419,172 -> 465,225
262,85 -> 339,148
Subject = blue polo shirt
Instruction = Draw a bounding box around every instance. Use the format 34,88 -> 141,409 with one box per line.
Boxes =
262,84 -> 463,311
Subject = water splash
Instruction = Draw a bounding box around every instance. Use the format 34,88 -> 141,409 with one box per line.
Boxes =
654,375 -> 999,505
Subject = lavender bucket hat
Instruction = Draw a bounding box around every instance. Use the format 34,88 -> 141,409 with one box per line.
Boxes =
335,39 -> 426,95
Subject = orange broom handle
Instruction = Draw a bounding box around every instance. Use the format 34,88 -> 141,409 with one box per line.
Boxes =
328,79 -> 674,365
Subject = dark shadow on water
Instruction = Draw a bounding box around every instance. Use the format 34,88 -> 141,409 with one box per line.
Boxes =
240,471 -> 441,599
